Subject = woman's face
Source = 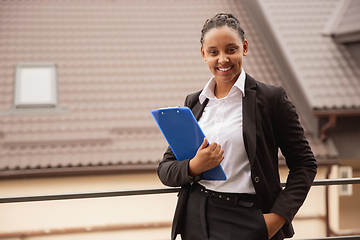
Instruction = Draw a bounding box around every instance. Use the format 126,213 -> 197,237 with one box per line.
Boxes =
201,26 -> 248,85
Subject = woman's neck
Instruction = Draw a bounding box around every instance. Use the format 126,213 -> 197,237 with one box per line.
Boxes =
214,81 -> 236,99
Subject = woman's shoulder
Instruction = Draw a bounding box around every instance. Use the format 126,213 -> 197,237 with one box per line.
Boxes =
186,89 -> 203,99
184,89 -> 203,108
246,73 -> 286,97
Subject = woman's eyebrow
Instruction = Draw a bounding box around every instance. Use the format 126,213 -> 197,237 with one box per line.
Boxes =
207,43 -> 237,49
226,43 -> 237,47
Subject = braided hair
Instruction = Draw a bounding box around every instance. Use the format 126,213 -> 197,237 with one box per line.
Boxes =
200,13 -> 245,46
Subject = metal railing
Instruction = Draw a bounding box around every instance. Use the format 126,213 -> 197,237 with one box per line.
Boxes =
1,178 -> 360,204
1,177 -> 360,240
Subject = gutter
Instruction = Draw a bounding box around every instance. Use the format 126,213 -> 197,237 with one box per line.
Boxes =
320,115 -> 337,141
0,164 -> 158,179
313,109 -> 360,141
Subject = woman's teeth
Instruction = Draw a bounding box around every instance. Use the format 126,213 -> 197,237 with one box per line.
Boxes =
218,66 -> 232,71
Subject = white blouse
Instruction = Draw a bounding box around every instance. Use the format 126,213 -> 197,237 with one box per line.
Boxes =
198,69 -> 256,194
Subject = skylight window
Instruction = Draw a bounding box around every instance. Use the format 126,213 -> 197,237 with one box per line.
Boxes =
14,63 -> 57,108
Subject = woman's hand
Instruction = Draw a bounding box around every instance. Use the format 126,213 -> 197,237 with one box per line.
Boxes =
189,138 -> 224,177
263,213 -> 286,239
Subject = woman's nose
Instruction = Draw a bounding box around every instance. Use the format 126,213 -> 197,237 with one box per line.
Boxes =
218,54 -> 229,63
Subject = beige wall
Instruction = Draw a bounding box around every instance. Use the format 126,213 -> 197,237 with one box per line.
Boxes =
1,228 -> 172,240
0,173 -> 177,240
339,169 -> 360,230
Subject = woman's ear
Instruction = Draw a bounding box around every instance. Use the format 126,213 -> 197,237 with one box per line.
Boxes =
201,47 -> 206,61
243,39 -> 249,56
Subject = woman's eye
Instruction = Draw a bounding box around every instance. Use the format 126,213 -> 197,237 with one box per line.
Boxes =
227,48 -> 237,53
209,51 -> 218,55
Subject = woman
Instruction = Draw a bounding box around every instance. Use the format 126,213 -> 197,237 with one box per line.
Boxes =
157,13 -> 317,240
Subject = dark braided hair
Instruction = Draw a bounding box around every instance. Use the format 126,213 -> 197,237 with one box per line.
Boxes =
200,13 -> 245,46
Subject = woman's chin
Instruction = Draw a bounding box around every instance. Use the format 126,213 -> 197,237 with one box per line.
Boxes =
215,75 -> 238,84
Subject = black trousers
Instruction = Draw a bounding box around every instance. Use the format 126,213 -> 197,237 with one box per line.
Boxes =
182,183 -> 268,240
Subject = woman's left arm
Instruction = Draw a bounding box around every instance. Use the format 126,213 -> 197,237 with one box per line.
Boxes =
270,87 -> 317,224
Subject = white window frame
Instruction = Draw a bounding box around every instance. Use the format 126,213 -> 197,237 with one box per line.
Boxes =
339,166 -> 353,196
14,63 -> 58,108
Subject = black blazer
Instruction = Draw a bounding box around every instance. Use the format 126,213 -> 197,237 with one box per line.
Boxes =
157,74 -> 317,240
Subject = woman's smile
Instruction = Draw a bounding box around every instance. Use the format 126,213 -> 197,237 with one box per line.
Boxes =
217,66 -> 233,72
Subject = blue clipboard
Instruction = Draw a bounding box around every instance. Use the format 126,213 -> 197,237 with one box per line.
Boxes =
151,107 -> 226,181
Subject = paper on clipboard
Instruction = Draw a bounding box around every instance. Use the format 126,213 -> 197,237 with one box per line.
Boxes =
151,107 -> 226,181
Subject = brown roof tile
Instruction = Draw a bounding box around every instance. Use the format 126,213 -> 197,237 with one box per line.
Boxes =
324,0 -> 360,37
258,0 -> 360,111
0,0 -> 336,174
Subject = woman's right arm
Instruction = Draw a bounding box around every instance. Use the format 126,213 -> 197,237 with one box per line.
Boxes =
157,146 -> 194,187
158,138 -> 224,187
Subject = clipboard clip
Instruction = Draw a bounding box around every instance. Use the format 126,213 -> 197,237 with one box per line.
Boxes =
158,106 -> 181,114
158,106 -> 180,109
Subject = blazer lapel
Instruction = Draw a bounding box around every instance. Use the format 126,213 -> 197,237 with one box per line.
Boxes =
243,74 -> 257,165
243,74 -> 274,211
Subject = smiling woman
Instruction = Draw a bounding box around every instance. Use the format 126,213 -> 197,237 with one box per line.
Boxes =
157,13 -> 317,240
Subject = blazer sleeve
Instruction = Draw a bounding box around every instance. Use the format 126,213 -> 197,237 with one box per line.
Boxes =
157,94 -> 201,187
270,86 -> 317,223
